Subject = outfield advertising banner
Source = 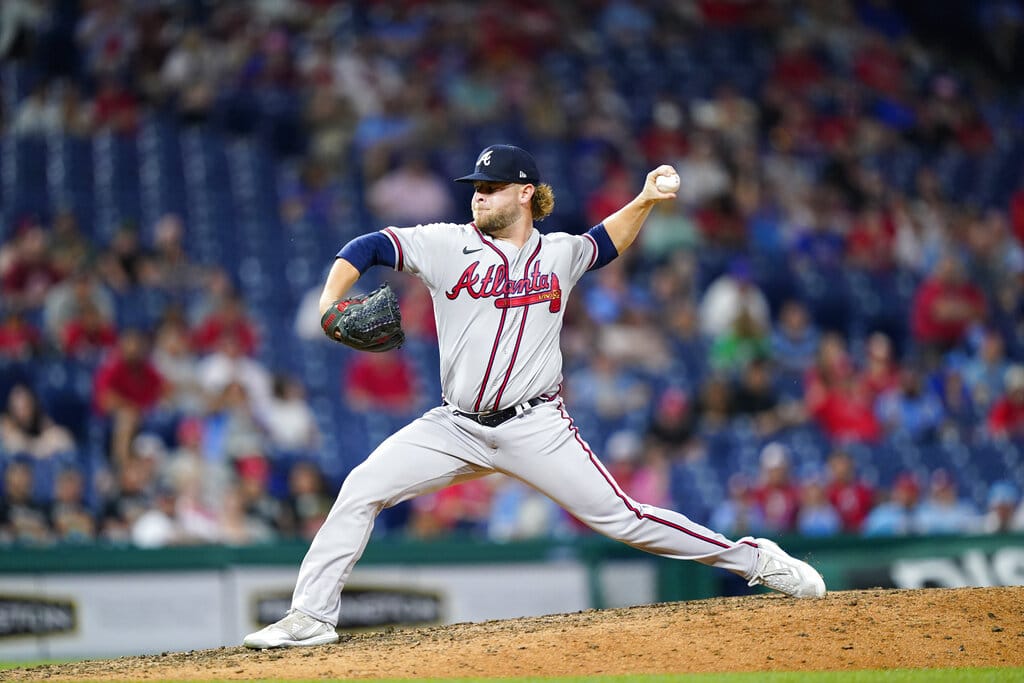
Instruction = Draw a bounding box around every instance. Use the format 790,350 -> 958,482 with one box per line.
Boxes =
0,561 -> 600,660
0,595 -> 76,639
227,561 -> 597,641
847,547 -> 1024,590
0,572 -> 227,660
251,587 -> 444,630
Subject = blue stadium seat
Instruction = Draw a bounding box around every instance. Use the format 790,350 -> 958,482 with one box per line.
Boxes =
795,265 -> 852,335
10,135 -> 50,218
669,459 -> 719,524
33,357 -> 94,441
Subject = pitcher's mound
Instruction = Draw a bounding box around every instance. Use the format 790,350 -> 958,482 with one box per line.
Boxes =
8,587 -> 1024,681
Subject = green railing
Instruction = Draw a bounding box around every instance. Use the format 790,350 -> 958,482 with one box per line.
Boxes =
2,533 -> 1022,606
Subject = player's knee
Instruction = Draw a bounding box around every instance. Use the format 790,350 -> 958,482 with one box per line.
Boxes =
335,468 -> 391,510
578,508 -> 645,541
608,520 -> 649,544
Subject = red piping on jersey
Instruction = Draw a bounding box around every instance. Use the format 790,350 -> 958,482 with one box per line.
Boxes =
472,227 -> 510,412
383,228 -> 404,271
584,233 -> 599,270
492,239 -> 542,410
492,310 -> 528,411
555,399 -> 758,551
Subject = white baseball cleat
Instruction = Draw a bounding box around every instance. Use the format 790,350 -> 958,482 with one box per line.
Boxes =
243,610 -> 340,649
745,538 -> 827,598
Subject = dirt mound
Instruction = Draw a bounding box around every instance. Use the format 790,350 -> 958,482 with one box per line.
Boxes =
5,587 -> 1023,681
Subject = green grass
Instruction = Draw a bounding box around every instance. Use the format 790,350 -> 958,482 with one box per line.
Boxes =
0,660 -> 63,669
0,667 -> 1021,682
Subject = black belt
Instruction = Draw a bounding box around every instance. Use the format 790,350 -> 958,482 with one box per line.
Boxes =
446,396 -> 550,428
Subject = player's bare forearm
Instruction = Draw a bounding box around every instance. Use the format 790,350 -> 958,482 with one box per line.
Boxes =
602,195 -> 659,253
601,165 -> 679,253
318,258 -> 361,315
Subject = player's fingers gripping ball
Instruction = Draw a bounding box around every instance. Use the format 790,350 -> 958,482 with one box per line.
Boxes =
655,171 -> 680,193
321,283 -> 406,352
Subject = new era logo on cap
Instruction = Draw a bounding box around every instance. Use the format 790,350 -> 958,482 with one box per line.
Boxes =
456,145 -> 540,185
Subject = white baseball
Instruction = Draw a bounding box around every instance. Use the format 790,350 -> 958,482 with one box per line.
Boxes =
655,173 -> 680,193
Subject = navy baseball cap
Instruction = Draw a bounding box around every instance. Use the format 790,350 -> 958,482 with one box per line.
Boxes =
455,145 -> 540,184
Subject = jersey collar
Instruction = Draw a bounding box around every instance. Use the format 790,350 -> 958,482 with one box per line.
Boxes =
472,223 -> 540,255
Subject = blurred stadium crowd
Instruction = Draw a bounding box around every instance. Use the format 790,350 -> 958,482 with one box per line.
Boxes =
3,0 -> 1024,548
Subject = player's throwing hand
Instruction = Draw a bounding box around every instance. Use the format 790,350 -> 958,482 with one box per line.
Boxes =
643,164 -> 680,201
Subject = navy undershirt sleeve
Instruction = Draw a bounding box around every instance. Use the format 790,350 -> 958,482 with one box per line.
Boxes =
587,223 -> 619,270
336,231 -> 396,274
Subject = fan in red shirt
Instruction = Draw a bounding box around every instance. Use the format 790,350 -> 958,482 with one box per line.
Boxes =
343,350 -> 419,415
751,443 -> 801,534
0,309 -> 41,361
2,222 -> 63,311
93,329 -> 166,465
858,331 -> 901,402
93,75 -> 139,135
191,293 -> 260,356
696,0 -> 763,26
771,36 -> 826,94
638,99 -> 689,168
409,478 -> 493,537
846,204 -> 896,272
852,33 -> 906,96
63,301 -> 118,360
955,105 -> 994,155
1010,187 -> 1024,246
809,377 -> 882,444
585,166 -> 636,229
911,255 -> 986,353
989,365 -> 1024,439
824,450 -> 875,533
397,282 -> 438,342
805,333 -> 882,443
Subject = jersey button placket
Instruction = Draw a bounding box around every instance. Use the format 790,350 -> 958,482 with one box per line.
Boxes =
496,311 -> 518,370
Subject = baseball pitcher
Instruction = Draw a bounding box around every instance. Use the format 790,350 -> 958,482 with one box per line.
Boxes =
244,145 -> 825,649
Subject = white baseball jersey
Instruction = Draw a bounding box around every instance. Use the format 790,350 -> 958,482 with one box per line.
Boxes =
381,222 -> 597,412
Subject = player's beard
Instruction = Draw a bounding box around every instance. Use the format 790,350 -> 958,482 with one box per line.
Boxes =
474,203 -> 521,236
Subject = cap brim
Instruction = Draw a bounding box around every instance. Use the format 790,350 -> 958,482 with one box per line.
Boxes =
454,172 -> 537,184
455,172 -> 507,183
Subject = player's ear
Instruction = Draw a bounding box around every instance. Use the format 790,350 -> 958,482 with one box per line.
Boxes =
519,183 -> 535,205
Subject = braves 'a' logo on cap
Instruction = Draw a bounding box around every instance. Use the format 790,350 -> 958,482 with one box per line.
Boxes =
477,150 -> 494,167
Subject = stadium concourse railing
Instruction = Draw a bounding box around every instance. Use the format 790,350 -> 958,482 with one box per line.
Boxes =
1,533 -> 1022,607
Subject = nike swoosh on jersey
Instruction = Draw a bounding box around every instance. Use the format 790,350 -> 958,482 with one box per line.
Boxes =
463,246 -> 483,254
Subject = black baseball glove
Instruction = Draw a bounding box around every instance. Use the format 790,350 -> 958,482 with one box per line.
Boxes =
321,283 -> 405,352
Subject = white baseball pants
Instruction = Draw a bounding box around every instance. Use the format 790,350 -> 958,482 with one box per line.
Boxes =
291,399 -> 759,624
